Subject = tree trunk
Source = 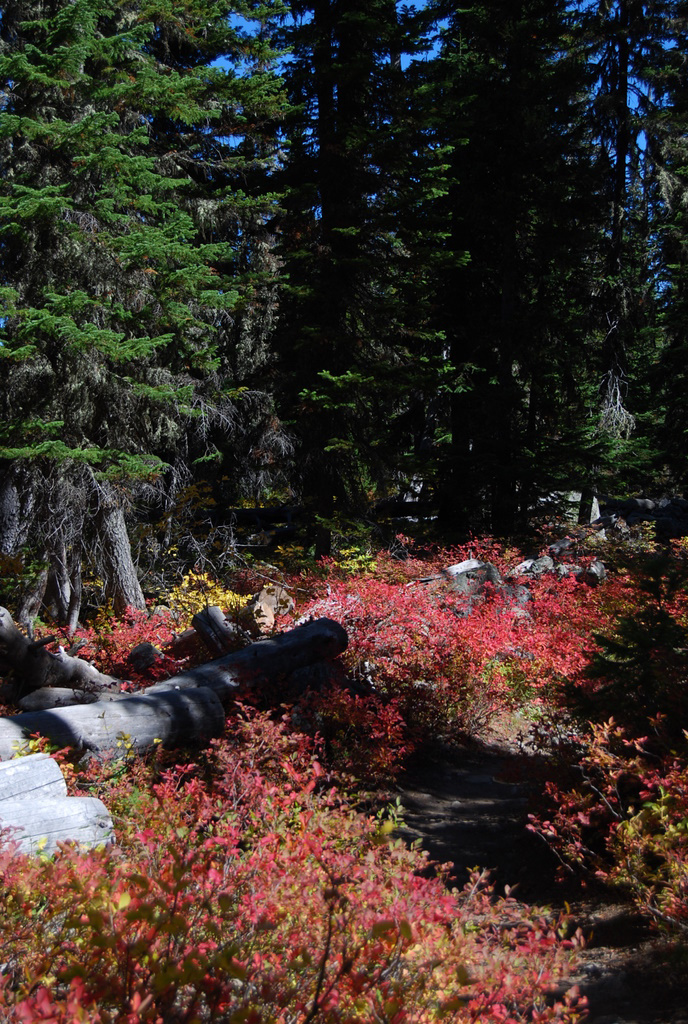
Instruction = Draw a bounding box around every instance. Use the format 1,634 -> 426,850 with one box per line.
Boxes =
0,471 -> 22,555
44,540 -> 83,634
96,484 -> 146,614
192,606 -> 245,656
16,568 -> 48,638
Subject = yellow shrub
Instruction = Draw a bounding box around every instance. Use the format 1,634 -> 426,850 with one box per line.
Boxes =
166,571 -> 250,627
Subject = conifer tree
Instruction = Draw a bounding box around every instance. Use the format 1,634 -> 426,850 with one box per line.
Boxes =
0,0 -> 287,625
432,0 -> 600,534
576,0 -> 671,498
276,1 -> 452,554
653,3 -> 688,486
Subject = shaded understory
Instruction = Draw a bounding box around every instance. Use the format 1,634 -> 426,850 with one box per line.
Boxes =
395,726 -> 688,1024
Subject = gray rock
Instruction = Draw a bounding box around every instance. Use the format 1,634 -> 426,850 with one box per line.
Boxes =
549,537 -> 576,557
511,558 -> 535,575
555,562 -> 581,577
621,497 -> 656,512
528,555 -> 555,574
500,584 -> 532,607
446,562 -> 503,595
129,642 -> 164,672
578,560 -> 606,586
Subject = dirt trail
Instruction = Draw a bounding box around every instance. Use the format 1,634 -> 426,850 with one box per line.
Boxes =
394,732 -> 688,1024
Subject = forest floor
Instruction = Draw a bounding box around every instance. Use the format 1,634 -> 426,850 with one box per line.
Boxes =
393,715 -> 688,1024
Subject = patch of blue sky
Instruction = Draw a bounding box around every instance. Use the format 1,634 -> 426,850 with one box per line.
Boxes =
214,2 -> 439,75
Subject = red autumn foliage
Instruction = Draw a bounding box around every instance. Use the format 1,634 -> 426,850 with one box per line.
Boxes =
296,545 -> 623,755
527,545 -> 688,934
2,531 -> 687,1024
0,710 -> 586,1023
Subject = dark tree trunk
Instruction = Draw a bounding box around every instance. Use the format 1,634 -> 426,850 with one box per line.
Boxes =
0,472 -> 22,555
96,484 -> 146,614
44,541 -> 83,634
16,569 -> 48,639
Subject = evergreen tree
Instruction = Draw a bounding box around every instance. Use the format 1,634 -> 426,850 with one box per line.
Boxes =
652,3 -> 688,487
275,1 -> 452,554
0,0 -> 287,626
432,0 -> 601,534
575,0 -> 672,498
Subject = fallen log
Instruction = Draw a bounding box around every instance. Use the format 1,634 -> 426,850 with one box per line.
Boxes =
0,752 -> 113,854
18,687 -> 106,712
0,617 -> 348,759
192,590 -> 296,655
192,606 -> 245,656
0,606 -> 119,700
0,687 -> 226,760
147,616 -> 347,702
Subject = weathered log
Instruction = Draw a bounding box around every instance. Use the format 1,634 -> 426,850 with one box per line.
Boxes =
0,618 -> 347,759
0,606 -> 119,698
0,687 -> 225,760
0,796 -> 113,855
148,616 -> 347,703
17,687 -> 107,712
192,606 -> 244,656
0,750 -> 67,800
0,752 -> 113,854
193,590 -> 296,654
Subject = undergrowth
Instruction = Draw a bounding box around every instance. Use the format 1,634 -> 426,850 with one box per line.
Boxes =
1,532 -> 687,1021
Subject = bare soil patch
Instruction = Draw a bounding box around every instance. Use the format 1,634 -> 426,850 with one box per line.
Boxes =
394,725 -> 688,1024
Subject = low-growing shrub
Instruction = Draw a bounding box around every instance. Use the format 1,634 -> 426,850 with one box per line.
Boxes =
0,711 -> 587,1023
296,544 -> 620,752
529,545 -> 688,934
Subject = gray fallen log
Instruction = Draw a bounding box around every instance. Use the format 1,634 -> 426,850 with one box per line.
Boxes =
0,750 -> 67,800
192,606 -> 245,656
0,687 -> 225,761
0,796 -> 113,855
147,616 -> 348,703
407,559 -> 486,585
0,606 -> 119,699
0,618 -> 347,759
0,753 -> 113,854
18,687 -> 105,712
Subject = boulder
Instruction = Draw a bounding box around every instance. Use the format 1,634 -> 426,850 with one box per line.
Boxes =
128,642 -> 165,673
446,562 -> 503,595
578,560 -> 607,587
528,555 -> 555,575
548,537 -> 576,558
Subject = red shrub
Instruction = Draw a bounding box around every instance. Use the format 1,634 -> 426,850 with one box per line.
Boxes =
0,711 -> 586,1023
296,546 -> 619,750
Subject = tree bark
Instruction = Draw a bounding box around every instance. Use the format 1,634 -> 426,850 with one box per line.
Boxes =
44,540 -> 83,634
96,484 -> 146,615
0,471 -> 23,555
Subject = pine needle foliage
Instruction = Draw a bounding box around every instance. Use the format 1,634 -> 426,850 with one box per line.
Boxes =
0,0 -> 288,619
